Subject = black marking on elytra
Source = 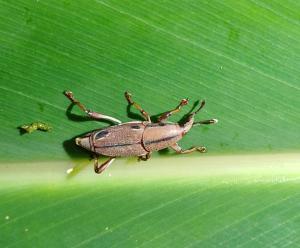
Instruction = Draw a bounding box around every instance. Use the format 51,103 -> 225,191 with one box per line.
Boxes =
144,134 -> 179,145
95,142 -> 141,148
131,125 -> 141,129
95,130 -> 109,140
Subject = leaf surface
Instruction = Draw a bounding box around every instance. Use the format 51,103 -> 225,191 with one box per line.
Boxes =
1,0 -> 300,247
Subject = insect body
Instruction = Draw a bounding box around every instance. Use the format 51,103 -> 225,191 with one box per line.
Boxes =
64,91 -> 217,174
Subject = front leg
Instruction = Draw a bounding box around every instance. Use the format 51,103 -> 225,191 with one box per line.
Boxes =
158,98 -> 189,122
64,90 -> 121,124
170,143 -> 206,154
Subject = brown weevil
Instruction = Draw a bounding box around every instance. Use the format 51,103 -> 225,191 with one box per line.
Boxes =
64,90 -> 218,174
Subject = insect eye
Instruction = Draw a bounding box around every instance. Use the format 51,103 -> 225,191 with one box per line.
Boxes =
95,130 -> 109,140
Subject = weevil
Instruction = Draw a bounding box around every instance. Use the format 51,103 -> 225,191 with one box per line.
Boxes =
64,90 -> 218,174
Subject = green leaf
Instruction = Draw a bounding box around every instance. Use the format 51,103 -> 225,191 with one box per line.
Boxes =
1,156 -> 300,247
1,0 -> 300,247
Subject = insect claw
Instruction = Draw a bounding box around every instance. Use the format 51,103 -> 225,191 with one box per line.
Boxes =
125,91 -> 133,104
64,90 -> 75,101
197,147 -> 207,153
63,90 -> 72,96
181,98 -> 189,105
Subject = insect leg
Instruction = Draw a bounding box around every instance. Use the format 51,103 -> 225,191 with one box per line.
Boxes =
64,91 -> 121,124
125,91 -> 151,122
94,156 -> 116,174
138,153 -> 151,161
170,143 -> 207,154
158,98 -> 189,122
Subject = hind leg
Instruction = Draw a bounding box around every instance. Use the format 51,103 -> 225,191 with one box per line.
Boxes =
64,91 -> 121,124
125,91 -> 151,122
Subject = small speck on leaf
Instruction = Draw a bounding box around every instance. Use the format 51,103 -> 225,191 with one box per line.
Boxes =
18,122 -> 52,134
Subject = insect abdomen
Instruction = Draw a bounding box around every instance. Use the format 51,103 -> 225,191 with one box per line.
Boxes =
142,123 -> 182,151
